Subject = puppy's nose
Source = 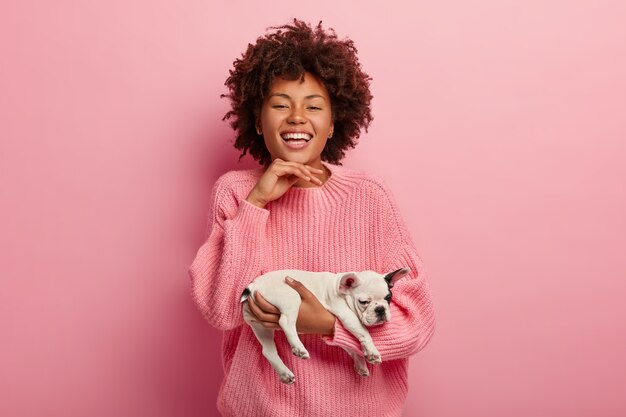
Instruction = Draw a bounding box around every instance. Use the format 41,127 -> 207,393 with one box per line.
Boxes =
375,306 -> 385,314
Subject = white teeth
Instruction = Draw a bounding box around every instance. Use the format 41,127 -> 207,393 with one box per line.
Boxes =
281,132 -> 312,140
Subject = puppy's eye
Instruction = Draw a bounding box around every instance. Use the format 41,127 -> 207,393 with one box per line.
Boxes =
385,293 -> 392,302
358,300 -> 370,305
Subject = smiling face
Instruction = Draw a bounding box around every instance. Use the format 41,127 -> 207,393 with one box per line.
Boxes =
256,72 -> 334,169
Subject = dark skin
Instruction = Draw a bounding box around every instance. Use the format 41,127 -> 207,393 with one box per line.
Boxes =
244,73 -> 338,336
247,277 -> 336,336
245,159 -> 337,336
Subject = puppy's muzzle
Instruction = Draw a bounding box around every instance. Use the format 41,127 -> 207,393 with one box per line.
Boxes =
375,306 -> 387,321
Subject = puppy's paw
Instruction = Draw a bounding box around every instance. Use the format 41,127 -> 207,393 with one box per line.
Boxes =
355,363 -> 370,377
279,371 -> 296,384
292,346 -> 310,359
364,348 -> 382,364
365,354 -> 381,364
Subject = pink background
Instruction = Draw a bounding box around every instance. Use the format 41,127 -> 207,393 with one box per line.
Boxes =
1,1 -> 625,416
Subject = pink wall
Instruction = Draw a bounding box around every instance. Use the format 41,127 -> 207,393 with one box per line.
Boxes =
1,1 -> 625,416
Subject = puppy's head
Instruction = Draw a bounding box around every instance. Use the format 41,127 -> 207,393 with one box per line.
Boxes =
338,268 -> 410,326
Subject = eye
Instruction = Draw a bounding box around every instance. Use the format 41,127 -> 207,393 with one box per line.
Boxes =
358,300 -> 370,306
307,106 -> 322,110
272,105 -> 288,109
385,293 -> 392,302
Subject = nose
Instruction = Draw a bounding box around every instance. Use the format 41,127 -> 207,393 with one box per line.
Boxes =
287,105 -> 306,124
375,306 -> 385,315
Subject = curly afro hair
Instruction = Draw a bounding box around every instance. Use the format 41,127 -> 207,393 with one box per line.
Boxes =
221,19 -> 373,166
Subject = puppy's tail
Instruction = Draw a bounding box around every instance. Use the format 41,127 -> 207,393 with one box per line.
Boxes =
240,287 -> 251,303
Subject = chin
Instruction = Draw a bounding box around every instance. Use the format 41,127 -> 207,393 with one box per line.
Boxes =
289,154 -> 316,164
363,317 -> 385,327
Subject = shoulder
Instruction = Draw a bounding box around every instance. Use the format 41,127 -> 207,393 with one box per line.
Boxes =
332,164 -> 397,202
212,168 -> 262,199
333,165 -> 407,234
207,168 -> 262,219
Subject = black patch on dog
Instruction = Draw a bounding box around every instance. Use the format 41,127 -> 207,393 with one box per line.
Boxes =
240,288 -> 251,303
384,268 -> 403,287
385,291 -> 393,303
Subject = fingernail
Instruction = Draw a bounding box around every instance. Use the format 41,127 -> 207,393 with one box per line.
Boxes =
285,276 -> 294,283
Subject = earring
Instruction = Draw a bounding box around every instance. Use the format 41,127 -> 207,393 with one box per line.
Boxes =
256,128 -> 262,135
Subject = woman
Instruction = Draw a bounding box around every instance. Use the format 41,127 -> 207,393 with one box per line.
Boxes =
188,19 -> 435,417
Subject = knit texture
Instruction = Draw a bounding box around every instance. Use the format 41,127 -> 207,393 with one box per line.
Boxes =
188,163 -> 435,417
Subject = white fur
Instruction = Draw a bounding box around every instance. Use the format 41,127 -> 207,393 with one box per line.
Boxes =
240,268 -> 410,384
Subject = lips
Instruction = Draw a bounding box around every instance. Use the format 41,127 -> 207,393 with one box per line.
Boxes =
280,131 -> 313,150
280,131 -> 313,141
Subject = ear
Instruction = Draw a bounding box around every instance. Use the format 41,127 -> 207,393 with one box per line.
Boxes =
383,267 -> 410,288
338,273 -> 360,294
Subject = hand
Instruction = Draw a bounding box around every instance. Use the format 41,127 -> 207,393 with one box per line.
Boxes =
246,159 -> 325,208
247,276 -> 336,336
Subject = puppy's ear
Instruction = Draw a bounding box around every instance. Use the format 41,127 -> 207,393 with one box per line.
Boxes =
338,273 -> 360,294
384,267 -> 411,288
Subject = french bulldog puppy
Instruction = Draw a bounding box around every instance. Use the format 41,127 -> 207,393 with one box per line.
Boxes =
240,267 -> 410,384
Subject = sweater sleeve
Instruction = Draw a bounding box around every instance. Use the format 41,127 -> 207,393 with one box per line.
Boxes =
321,180 -> 435,360
188,174 -> 270,330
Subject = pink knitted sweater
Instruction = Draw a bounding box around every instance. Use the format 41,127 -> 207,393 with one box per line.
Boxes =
188,163 -> 435,417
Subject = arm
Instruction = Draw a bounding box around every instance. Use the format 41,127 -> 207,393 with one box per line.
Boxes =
322,181 -> 435,360
248,277 -> 337,335
324,240 -> 435,360
188,175 -> 270,330
188,161 -> 324,331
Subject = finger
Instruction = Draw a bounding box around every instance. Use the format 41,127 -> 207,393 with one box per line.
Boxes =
280,163 -> 316,182
275,161 -> 322,185
305,165 -> 325,175
254,292 -> 281,314
286,162 -> 324,185
300,164 -> 324,185
249,298 -> 279,323
272,159 -> 321,177
282,161 -> 317,178
248,295 -> 280,322
273,164 -> 312,183
284,276 -> 313,299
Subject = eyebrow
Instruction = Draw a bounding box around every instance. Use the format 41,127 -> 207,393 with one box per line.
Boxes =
268,93 -> 326,100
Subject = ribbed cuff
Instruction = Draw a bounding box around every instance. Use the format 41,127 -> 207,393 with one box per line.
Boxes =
234,198 -> 270,225
321,318 -> 362,353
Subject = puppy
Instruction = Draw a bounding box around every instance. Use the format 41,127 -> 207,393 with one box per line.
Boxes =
240,267 -> 410,384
